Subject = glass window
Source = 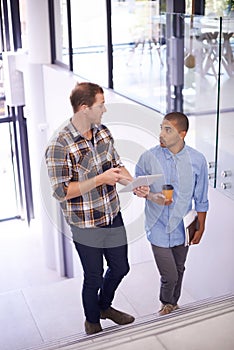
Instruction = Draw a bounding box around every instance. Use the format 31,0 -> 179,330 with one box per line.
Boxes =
204,0 -> 230,16
0,0 -> 14,50
0,56 -> 6,116
0,122 -> 20,221
50,0 -> 234,193
186,0 -> 229,16
19,0 -> 27,50
70,0 -> 108,86
54,0 -> 70,66
111,0 -> 167,113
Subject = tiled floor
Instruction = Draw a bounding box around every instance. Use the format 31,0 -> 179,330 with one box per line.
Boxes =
0,219 -> 65,294
0,218 -> 195,350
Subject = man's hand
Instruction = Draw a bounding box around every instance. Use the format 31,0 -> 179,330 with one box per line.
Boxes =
190,212 -> 206,245
190,230 -> 204,245
100,168 -> 122,186
65,166 -> 132,199
144,192 -> 173,205
133,186 -> 150,198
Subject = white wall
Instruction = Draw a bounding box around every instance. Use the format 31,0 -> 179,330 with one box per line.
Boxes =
184,187 -> 234,299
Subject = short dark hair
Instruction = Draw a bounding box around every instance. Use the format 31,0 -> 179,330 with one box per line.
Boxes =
70,82 -> 104,113
164,112 -> 189,132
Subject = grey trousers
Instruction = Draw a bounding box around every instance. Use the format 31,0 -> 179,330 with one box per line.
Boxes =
151,244 -> 189,306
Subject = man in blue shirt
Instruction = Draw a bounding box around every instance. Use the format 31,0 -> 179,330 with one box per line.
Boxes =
135,112 -> 209,316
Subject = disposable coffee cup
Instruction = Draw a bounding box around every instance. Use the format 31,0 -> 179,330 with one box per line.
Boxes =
162,184 -> 174,200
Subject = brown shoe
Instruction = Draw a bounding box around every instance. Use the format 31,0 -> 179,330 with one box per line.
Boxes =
84,320 -> 102,335
159,303 -> 179,315
100,306 -> 135,325
158,303 -> 174,316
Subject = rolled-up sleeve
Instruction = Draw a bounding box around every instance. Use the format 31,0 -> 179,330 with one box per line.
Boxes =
45,140 -> 71,202
194,155 -> 209,212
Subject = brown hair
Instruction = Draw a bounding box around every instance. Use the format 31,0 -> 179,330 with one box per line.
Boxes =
70,82 -> 104,113
164,112 -> 189,132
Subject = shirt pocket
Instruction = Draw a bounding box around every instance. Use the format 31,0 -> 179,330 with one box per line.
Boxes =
70,149 -> 94,181
97,141 -> 114,171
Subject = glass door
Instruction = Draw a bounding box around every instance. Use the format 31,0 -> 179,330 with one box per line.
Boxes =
0,0 -> 34,224
0,120 -> 21,221
0,51 -> 21,221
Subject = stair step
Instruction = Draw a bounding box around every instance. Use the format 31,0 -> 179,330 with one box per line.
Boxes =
25,293 -> 234,350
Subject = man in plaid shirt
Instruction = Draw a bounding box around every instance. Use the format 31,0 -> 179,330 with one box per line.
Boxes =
45,82 -> 148,335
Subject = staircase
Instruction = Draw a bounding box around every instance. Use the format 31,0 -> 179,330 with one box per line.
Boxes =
25,294 -> 234,350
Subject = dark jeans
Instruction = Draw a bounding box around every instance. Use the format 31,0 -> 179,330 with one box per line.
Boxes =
71,212 -> 130,323
151,244 -> 189,306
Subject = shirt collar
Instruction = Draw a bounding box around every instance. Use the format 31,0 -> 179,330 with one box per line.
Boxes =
162,143 -> 187,159
67,120 -> 98,142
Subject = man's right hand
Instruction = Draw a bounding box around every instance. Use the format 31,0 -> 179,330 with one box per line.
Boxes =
99,168 -> 122,186
66,168 -> 129,200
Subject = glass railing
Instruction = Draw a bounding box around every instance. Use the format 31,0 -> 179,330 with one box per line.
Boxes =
183,15 -> 234,196
216,109 -> 234,199
183,16 -> 234,113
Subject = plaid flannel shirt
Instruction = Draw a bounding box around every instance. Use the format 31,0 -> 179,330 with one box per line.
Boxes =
45,120 -> 123,228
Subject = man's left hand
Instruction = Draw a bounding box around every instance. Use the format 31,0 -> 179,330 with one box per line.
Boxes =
190,231 -> 203,245
133,186 -> 150,198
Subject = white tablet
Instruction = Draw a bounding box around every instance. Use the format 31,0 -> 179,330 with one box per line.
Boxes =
119,174 -> 162,193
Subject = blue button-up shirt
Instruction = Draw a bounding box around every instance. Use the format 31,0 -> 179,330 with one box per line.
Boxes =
135,144 -> 209,247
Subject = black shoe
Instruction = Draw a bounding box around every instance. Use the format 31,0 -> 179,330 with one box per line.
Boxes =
84,320 -> 102,335
100,306 -> 135,325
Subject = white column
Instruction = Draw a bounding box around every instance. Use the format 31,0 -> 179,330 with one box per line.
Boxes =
23,0 -> 62,273
25,0 -> 50,64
